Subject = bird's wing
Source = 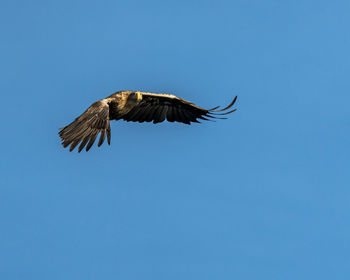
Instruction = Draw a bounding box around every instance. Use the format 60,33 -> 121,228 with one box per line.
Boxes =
59,100 -> 111,152
121,93 -> 237,124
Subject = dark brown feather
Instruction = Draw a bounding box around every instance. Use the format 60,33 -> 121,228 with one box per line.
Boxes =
153,106 -> 165,124
145,106 -> 157,122
98,130 -> 106,147
166,106 -> 175,122
138,104 -> 152,122
86,130 -> 99,151
78,137 -> 90,153
106,127 -> 111,145
59,100 -> 111,152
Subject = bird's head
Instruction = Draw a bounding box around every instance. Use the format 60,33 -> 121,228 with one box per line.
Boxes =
131,91 -> 143,102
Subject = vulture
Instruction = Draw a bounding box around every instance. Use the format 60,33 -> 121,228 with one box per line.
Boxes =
59,90 -> 237,152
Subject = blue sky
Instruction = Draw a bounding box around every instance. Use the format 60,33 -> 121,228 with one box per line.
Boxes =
1,0 -> 349,279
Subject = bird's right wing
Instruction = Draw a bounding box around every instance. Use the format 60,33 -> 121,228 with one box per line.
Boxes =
121,93 -> 237,125
59,100 -> 111,152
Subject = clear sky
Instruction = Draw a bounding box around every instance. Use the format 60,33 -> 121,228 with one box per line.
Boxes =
1,0 -> 349,279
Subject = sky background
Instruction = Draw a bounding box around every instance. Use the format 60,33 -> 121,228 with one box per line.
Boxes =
1,0 -> 350,279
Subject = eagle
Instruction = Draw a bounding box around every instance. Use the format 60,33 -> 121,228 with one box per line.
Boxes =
59,91 -> 237,152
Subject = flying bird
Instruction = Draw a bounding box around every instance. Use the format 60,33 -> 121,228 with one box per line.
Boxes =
59,91 -> 237,152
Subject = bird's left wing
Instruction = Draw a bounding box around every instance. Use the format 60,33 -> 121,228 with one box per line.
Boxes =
121,93 -> 237,125
59,100 -> 111,152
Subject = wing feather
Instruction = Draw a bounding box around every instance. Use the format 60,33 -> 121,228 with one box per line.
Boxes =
86,129 -> 99,151
145,106 -> 157,122
106,127 -> 111,145
98,129 -> 106,147
138,104 -> 152,122
153,106 -> 166,124
158,105 -> 168,123
127,108 -> 144,122
172,107 -> 181,122
166,106 -> 175,122
59,100 -> 111,152
78,136 -> 90,153
120,93 -> 237,125
177,108 -> 190,124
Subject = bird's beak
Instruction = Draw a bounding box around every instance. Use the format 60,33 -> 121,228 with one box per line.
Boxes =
136,92 -> 142,101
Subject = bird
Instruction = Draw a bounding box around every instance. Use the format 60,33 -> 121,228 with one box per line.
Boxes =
59,90 -> 238,152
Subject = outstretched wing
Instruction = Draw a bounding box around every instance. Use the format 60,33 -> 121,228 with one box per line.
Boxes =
59,100 -> 111,152
121,93 -> 237,125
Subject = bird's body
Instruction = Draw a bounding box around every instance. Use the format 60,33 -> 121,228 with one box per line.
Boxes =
59,90 -> 237,152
